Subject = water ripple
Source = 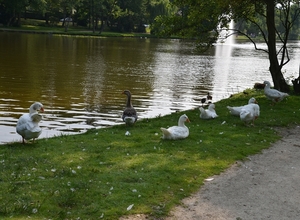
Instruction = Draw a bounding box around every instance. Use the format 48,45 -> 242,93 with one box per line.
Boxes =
1,34 -> 299,144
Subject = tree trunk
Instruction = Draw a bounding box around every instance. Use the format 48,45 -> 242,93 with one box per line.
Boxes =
265,0 -> 290,92
292,65 -> 300,94
16,13 -> 21,26
45,13 -> 49,25
64,20 -> 69,32
99,18 -> 105,34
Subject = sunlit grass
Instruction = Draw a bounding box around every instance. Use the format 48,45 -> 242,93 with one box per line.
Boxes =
1,89 -> 300,219
0,19 -> 153,38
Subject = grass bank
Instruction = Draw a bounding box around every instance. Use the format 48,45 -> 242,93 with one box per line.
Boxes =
1,89 -> 299,219
0,19 -> 268,41
0,19 -> 155,38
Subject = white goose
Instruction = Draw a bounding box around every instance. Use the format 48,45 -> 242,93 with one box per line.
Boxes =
16,102 -> 44,144
122,90 -> 138,125
199,103 -> 218,119
227,97 -> 257,116
240,103 -> 260,126
263,80 -> 289,103
161,114 -> 190,140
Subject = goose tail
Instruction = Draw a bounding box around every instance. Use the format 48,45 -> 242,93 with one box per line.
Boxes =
199,107 -> 208,119
160,127 -> 171,139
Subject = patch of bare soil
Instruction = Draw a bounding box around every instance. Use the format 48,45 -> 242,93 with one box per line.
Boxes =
121,126 -> 300,220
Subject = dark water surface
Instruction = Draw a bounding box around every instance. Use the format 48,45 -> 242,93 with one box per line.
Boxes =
0,32 -> 299,143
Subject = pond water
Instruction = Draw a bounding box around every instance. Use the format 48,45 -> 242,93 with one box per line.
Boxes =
0,32 -> 299,144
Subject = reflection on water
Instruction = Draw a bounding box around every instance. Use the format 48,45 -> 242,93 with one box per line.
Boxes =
0,32 -> 299,144
213,23 -> 235,97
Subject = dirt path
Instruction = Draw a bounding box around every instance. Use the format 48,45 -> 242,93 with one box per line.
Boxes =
121,126 -> 300,220
166,126 -> 300,220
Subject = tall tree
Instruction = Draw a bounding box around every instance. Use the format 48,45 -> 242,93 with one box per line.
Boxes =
60,0 -> 80,31
44,0 -> 61,25
0,0 -> 47,26
231,0 -> 300,91
152,1 -> 231,50
153,0 -> 300,92
115,0 -> 173,32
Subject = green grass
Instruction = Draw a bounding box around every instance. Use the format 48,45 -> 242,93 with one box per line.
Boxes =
0,19 -> 154,38
1,89 -> 300,219
0,25 -> 153,38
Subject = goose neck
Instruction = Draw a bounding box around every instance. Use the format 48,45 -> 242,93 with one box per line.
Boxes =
126,94 -> 132,108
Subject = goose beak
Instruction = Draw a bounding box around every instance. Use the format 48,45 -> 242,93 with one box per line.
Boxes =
186,118 -> 190,123
40,107 -> 44,113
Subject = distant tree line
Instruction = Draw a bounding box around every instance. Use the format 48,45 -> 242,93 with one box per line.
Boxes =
0,0 -> 176,33
235,3 -> 300,40
0,0 -> 299,39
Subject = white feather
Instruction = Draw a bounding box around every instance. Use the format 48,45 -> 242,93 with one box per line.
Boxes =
16,102 -> 44,143
264,81 -> 289,103
240,103 -> 260,125
227,97 -> 257,116
161,114 -> 190,140
199,104 -> 218,119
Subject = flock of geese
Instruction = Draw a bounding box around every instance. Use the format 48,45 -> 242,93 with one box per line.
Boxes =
16,81 -> 289,143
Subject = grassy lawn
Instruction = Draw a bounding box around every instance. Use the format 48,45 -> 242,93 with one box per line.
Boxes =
0,19 -> 154,38
1,19 -> 269,40
1,89 -> 299,219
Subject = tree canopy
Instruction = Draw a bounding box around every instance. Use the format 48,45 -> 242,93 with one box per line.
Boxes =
0,0 -> 175,33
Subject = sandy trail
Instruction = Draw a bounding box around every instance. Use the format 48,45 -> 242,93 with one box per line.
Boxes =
121,126 -> 300,220
167,126 -> 300,220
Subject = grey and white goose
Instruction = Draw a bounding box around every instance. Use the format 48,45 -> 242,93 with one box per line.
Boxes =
122,90 -> 138,125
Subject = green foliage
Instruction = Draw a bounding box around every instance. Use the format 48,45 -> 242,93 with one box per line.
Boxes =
1,90 -> 300,219
233,0 -> 300,40
152,0 -> 232,51
0,0 -> 172,33
152,0 -> 300,43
